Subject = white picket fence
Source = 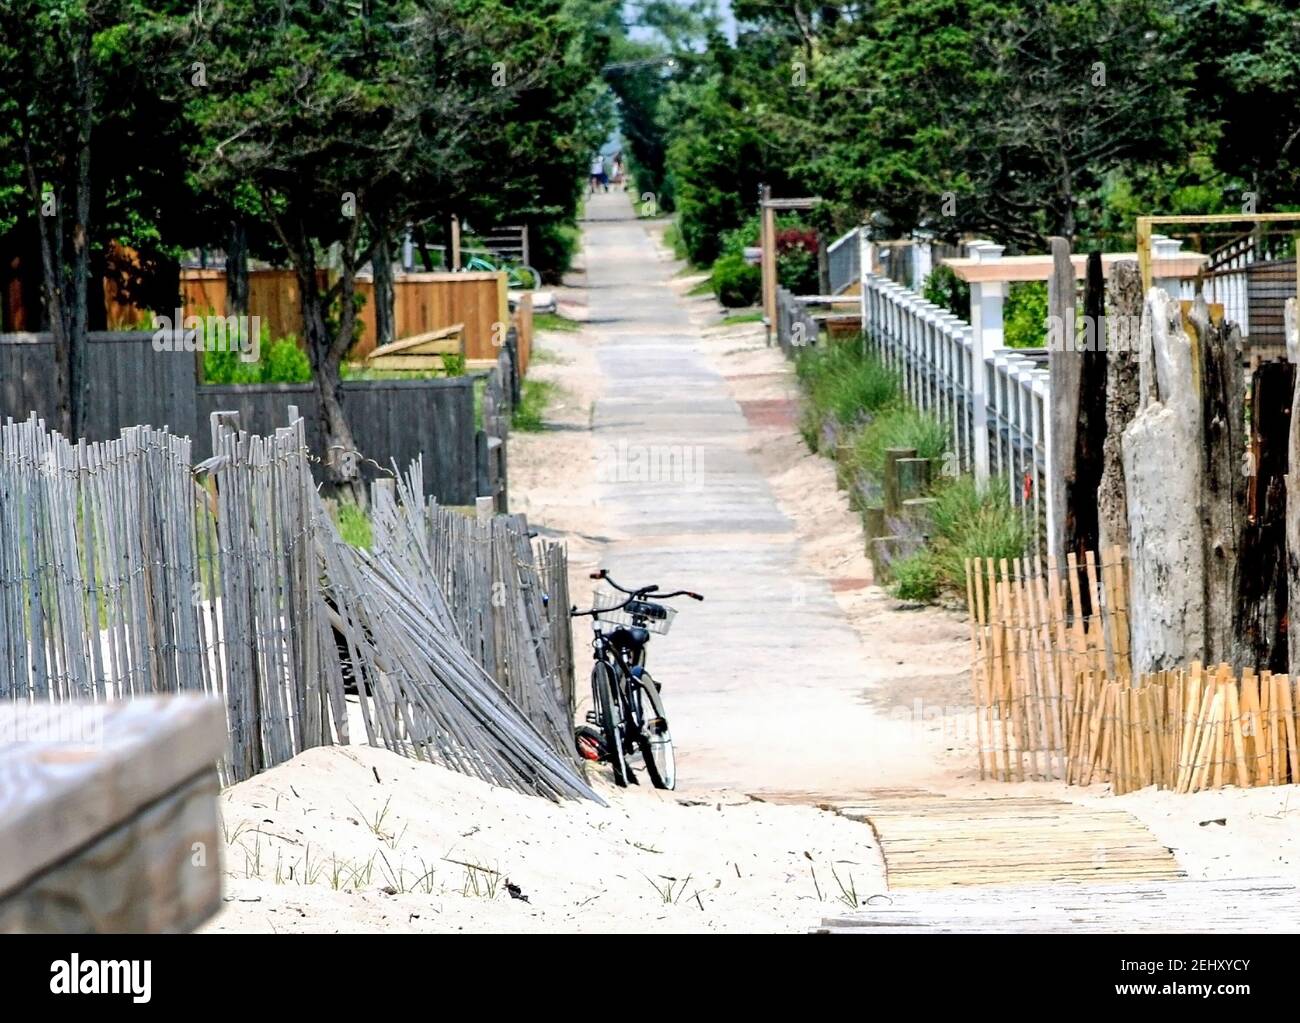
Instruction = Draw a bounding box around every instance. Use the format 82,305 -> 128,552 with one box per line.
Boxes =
861,272 -> 1053,552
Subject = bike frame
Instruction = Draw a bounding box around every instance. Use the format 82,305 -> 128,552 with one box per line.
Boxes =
589,625 -> 651,759
572,570 -> 701,771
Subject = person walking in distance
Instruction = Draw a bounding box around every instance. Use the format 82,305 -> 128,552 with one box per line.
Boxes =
589,153 -> 606,194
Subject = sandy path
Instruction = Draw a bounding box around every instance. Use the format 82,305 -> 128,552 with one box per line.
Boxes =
543,191 -> 958,796
513,195 -> 1300,893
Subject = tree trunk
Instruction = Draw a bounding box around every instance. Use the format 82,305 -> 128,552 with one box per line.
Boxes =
1064,252 -> 1107,561
293,222 -> 366,505
226,218 -> 249,317
1097,260 -> 1142,555
1124,288 -> 1205,673
1193,298 -> 1247,664
87,245 -> 107,331
372,220 -> 396,350
68,27 -> 93,438
1235,359 -> 1293,672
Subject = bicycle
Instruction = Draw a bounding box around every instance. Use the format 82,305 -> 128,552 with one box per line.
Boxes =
570,569 -> 704,789
461,254 -> 541,291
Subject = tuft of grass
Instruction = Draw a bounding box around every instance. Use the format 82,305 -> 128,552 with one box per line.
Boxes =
848,406 -> 949,480
889,476 -> 1031,603
534,311 -> 581,332
460,861 -> 502,899
663,222 -> 689,262
892,551 -> 942,602
644,873 -> 692,904
512,378 -> 557,432
335,499 -> 373,549
686,277 -> 714,297
795,339 -> 899,428
722,310 -> 763,325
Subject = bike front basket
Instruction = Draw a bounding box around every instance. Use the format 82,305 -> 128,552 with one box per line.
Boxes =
591,589 -> 677,635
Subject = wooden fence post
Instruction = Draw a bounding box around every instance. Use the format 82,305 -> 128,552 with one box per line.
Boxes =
883,446 -> 918,517
1098,260 -> 1142,555
1047,237 -> 1077,561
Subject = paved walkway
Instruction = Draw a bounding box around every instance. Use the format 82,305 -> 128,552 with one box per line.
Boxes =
582,191 -> 929,794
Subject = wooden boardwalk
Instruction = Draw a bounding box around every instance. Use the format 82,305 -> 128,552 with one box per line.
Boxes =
814,877 -> 1300,933
826,789 -> 1183,890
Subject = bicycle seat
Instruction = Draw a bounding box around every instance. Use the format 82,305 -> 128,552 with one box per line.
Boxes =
609,626 -> 649,651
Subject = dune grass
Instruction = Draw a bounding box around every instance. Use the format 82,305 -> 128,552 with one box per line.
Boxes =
890,476 -> 1031,601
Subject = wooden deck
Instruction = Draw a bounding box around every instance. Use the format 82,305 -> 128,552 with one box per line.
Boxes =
814,877 -> 1300,933
826,789 -> 1183,890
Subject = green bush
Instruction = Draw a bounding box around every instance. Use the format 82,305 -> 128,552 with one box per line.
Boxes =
202,320 -> 313,384
710,253 -> 761,307
892,550 -> 941,602
512,378 -> 556,432
778,245 -> 818,295
910,476 -> 1031,599
531,221 -> 580,283
849,406 -> 949,479
335,499 -> 372,549
922,264 -> 970,320
795,340 -> 899,427
1004,281 -> 1049,348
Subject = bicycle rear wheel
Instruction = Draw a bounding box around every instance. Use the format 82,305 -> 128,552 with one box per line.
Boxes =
635,675 -> 676,790
592,661 -> 629,786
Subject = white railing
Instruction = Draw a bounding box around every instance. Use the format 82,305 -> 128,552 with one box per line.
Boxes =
827,227 -> 861,294
861,272 -> 1053,552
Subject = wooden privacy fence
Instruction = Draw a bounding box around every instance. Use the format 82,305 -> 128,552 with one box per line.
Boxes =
0,412 -> 592,802
964,548 -> 1131,782
1069,665 -> 1300,795
0,333 -> 486,506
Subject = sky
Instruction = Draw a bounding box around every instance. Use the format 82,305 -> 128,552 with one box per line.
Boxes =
624,0 -> 737,44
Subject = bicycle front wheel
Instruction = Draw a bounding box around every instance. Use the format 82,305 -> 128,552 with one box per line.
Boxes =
592,660 -> 629,786
510,265 -> 541,290
636,675 -> 676,790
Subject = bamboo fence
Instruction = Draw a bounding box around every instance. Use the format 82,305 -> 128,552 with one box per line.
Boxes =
0,412 -> 594,802
964,547 -> 1132,782
1072,665 -> 1300,794
965,547 -> 1300,794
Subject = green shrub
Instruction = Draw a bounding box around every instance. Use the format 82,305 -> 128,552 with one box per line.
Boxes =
849,407 -> 949,479
710,253 -> 761,307
922,264 -> 970,320
1004,281 -> 1049,348
261,337 -> 313,382
795,340 -> 898,427
892,550 -> 941,601
530,221 -> 580,283
921,475 -> 1032,598
512,378 -> 556,432
335,499 -> 372,549
663,222 -> 689,262
202,321 -> 312,385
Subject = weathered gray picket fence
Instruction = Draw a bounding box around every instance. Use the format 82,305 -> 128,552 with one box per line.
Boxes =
0,412 -> 594,802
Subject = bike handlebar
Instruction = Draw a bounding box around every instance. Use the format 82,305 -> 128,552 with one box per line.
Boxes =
572,569 -> 704,617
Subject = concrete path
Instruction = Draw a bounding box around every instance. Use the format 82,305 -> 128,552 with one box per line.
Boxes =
581,190 -> 929,794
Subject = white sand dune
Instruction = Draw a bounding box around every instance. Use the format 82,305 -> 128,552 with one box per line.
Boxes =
203,743 -> 885,934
